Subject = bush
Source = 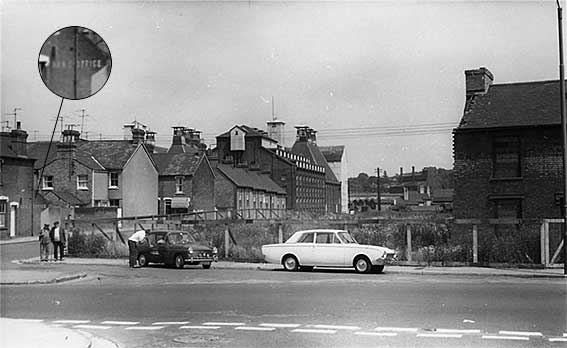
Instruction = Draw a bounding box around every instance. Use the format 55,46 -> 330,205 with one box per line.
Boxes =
67,233 -> 107,257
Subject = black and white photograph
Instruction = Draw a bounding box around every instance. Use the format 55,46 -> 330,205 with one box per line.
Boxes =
1,1 -> 566,347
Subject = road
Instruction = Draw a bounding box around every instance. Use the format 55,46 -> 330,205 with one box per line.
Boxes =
1,253 -> 566,348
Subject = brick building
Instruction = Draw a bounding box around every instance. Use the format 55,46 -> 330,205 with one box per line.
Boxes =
0,123 -> 37,238
320,145 -> 349,213
453,67 -> 565,263
153,127 -> 215,214
28,127 -> 158,218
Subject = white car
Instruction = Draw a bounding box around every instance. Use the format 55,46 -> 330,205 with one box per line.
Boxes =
261,229 -> 396,274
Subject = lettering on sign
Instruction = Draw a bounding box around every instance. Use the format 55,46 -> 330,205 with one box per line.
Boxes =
51,59 -> 103,69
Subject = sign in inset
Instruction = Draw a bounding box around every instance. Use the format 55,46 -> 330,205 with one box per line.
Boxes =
38,26 -> 112,100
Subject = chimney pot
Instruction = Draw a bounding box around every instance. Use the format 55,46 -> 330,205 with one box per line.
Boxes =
465,67 -> 493,97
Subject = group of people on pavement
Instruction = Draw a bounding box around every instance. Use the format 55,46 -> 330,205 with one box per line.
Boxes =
38,221 -> 66,262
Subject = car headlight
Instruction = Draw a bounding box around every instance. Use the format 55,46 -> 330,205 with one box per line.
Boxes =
212,247 -> 218,254
188,247 -> 193,254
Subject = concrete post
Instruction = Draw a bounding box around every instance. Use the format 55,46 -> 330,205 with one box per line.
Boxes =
540,222 -> 546,266
544,220 -> 550,266
224,225 -> 230,258
472,224 -> 478,264
278,224 -> 283,244
406,225 -> 412,262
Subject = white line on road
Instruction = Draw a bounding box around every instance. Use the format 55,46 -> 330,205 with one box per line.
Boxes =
374,327 -> 419,333
13,319 -> 44,323
482,335 -> 530,341
564,333 -> 567,337
260,323 -> 301,328
292,329 -> 336,334
498,330 -> 543,337
550,338 -> 567,342
417,333 -> 463,338
203,322 -> 245,326
310,324 -> 360,331
235,326 -> 276,331
355,332 -> 398,337
435,329 -> 482,334
180,326 -> 220,330
53,320 -> 91,324
152,321 -> 189,325
125,326 -> 164,331
101,321 -> 139,325
73,325 -> 112,330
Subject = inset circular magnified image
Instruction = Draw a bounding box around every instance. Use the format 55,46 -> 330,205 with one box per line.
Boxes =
38,26 -> 112,100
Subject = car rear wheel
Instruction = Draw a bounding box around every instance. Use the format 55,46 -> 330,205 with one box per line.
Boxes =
354,256 -> 371,274
137,254 -> 148,267
174,254 -> 185,269
282,255 -> 299,271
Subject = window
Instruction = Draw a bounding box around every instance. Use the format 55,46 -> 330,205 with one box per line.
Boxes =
42,176 -> 53,190
175,176 -> 183,194
164,199 -> 172,215
316,233 -> 332,244
298,233 -> 314,243
0,199 -> 7,228
77,175 -> 88,190
109,172 -> 119,188
109,199 -> 120,207
494,199 -> 522,219
493,137 -> 521,178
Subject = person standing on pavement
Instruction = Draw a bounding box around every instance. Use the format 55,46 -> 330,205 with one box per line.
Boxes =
49,221 -> 66,261
128,229 -> 146,268
39,224 -> 51,262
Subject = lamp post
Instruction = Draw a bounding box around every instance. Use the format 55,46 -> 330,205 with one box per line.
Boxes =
556,0 -> 567,275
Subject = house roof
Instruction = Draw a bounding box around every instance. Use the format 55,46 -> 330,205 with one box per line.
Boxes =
291,141 -> 339,184
153,152 -> 203,176
457,80 -> 563,130
216,164 -> 286,194
217,125 -> 277,142
432,188 -> 454,203
38,190 -> 88,206
319,145 -> 345,163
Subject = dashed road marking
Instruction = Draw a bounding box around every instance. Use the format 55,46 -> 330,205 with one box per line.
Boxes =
235,326 -> 276,331
435,329 -> 481,334
550,338 -> 567,342
101,321 -> 139,325
203,322 -> 245,326
260,323 -> 301,328
482,335 -> 530,341
125,326 -> 164,331
417,333 -> 463,338
73,325 -> 112,330
310,324 -> 360,331
54,320 -> 91,324
355,332 -> 398,337
564,333 -> 567,337
374,327 -> 419,333
292,328 -> 336,334
152,321 -> 189,325
180,325 -> 220,330
498,330 -> 543,337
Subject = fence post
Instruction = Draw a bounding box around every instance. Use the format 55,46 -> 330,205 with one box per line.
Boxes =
540,221 -> 546,266
278,224 -> 283,243
472,224 -> 478,264
544,220 -> 550,266
224,225 -> 230,258
406,225 -> 412,262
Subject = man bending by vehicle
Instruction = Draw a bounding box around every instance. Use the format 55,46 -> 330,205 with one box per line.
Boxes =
128,229 -> 146,268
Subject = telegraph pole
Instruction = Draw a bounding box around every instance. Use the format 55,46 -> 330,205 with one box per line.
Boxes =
376,167 -> 381,212
557,0 -> 567,275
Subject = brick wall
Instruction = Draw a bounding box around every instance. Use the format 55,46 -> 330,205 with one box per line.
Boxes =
214,172 -> 235,209
0,158 -> 37,238
192,159 -> 215,210
39,155 -> 92,204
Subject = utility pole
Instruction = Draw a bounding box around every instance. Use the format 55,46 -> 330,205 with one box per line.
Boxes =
376,167 -> 381,212
77,108 -> 89,134
557,0 -> 567,275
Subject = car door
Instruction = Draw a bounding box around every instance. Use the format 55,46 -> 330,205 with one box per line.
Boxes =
154,232 -> 168,263
292,232 -> 315,265
313,232 -> 345,266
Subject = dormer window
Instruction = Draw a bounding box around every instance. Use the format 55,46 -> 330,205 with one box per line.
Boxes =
42,176 -> 54,190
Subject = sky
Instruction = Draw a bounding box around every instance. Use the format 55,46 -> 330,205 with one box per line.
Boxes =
0,0 -> 563,177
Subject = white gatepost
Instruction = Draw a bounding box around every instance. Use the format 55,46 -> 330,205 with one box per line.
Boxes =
472,224 -> 478,264
406,225 -> 412,262
9,202 -> 19,238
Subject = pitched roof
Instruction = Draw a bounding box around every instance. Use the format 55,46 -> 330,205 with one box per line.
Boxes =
457,80 -> 563,130
153,152 -> 203,176
216,164 -> 286,194
291,141 -> 339,184
319,145 -> 345,163
217,125 -> 276,141
38,190 -> 89,206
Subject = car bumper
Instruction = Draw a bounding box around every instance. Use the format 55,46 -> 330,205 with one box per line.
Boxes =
185,255 -> 219,263
373,254 -> 397,266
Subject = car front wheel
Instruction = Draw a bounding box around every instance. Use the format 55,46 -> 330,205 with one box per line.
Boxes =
282,255 -> 299,271
174,254 -> 185,269
354,256 -> 371,274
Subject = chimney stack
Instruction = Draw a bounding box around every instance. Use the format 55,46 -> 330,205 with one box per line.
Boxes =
267,119 -> 286,146
131,127 -> 145,145
465,67 -> 493,98
9,122 -> 28,156
399,167 -> 403,183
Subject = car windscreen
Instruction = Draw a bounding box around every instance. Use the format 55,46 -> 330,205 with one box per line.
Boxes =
338,232 -> 358,244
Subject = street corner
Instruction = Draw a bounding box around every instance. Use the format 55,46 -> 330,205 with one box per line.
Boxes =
0,317 -> 118,348
0,270 -> 87,285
